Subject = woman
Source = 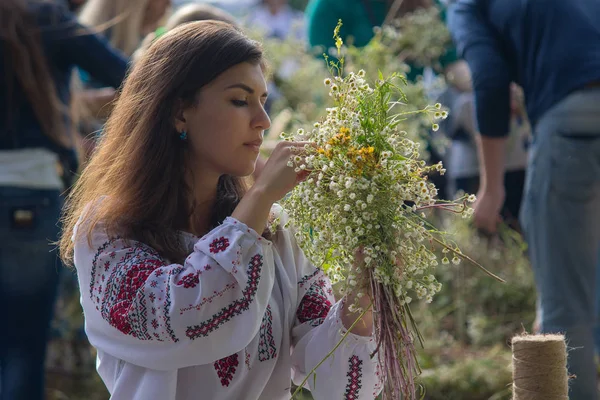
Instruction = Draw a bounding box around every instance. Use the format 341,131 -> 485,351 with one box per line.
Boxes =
0,1 -> 127,399
59,21 -> 380,399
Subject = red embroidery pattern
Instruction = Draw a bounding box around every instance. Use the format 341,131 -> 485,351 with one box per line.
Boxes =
245,350 -> 251,370
179,282 -> 237,314
91,239 -> 181,342
297,269 -> 321,288
209,237 -> 230,254
373,362 -> 383,397
258,305 -> 277,362
185,254 -> 263,339
214,354 -> 239,387
163,267 -> 184,342
102,243 -> 166,339
177,272 -> 200,288
344,355 -> 363,400
90,239 -> 113,301
296,278 -> 332,327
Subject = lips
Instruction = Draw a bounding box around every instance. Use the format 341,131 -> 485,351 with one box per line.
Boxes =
244,139 -> 263,152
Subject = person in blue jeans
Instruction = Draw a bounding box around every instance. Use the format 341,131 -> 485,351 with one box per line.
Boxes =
448,1 -> 600,398
0,1 -> 127,399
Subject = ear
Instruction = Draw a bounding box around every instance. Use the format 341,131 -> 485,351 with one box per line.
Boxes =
174,100 -> 187,133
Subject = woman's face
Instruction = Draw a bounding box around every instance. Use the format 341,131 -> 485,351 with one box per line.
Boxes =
143,0 -> 171,28
177,62 -> 271,179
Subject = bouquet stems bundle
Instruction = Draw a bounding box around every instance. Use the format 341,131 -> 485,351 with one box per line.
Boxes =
279,22 -> 503,399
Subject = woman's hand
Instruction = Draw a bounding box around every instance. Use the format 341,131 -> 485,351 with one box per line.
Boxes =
340,247 -> 374,336
232,141 -> 312,234
251,141 -> 313,203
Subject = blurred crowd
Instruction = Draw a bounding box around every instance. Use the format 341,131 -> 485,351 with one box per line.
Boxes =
1,0 -> 598,399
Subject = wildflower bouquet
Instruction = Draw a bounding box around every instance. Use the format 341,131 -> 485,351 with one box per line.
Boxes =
278,22 -> 502,399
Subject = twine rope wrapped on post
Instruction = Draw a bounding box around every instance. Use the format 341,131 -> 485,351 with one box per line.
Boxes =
512,334 -> 570,400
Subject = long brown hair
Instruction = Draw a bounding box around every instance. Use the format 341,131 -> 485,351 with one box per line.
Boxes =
1,0 -> 70,148
60,21 -> 265,265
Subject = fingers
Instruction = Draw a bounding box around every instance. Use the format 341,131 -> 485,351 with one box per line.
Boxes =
285,141 -> 317,154
284,142 -> 317,174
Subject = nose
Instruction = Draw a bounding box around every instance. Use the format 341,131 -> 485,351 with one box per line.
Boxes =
253,104 -> 271,131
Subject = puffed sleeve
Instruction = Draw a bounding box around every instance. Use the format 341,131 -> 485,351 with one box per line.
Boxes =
74,217 -> 275,371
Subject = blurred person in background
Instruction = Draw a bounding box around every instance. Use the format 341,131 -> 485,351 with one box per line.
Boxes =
79,0 -> 171,57
439,74 -> 529,229
449,1 -> 600,398
306,0 -> 460,82
163,2 -> 236,28
134,2 -> 237,62
0,1 -> 127,399
246,0 -> 305,41
306,0 -> 431,50
76,0 -> 170,156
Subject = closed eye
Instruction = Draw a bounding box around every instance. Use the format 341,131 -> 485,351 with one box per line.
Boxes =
231,100 -> 248,107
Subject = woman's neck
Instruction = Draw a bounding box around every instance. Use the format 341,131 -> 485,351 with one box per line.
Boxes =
183,171 -> 219,237
187,201 -> 214,237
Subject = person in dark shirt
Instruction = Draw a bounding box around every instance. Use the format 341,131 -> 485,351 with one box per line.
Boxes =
0,1 -> 127,399
448,1 -> 600,398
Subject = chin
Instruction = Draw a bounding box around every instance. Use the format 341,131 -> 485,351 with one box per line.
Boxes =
227,164 -> 256,178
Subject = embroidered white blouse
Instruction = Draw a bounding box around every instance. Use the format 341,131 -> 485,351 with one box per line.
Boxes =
74,205 -> 383,400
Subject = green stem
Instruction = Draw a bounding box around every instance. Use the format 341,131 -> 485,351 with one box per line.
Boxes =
290,302 -> 373,399
430,236 -> 505,282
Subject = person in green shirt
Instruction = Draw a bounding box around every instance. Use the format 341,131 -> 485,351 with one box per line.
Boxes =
306,0 -> 388,50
